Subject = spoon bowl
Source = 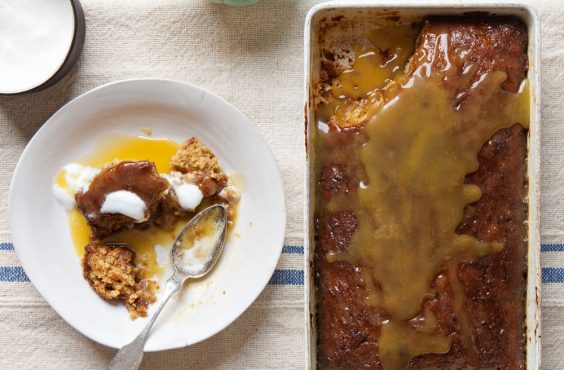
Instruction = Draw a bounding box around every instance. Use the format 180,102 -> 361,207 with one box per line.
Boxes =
171,204 -> 227,278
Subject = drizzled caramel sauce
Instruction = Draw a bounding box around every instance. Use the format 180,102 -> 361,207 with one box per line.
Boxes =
315,26 -> 529,370
318,26 -> 419,130
331,26 -> 417,100
56,134 -> 184,277
81,133 -> 179,173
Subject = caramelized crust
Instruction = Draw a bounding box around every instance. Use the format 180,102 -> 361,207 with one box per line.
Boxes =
316,17 -> 528,369
408,17 -> 527,96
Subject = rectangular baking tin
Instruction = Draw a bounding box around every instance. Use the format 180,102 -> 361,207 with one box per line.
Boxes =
304,2 -> 541,369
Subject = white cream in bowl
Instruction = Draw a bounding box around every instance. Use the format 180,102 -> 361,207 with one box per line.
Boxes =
0,0 -> 76,94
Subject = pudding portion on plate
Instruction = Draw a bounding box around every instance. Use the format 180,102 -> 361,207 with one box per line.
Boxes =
76,161 -> 171,237
53,134 -> 240,319
83,241 -> 159,319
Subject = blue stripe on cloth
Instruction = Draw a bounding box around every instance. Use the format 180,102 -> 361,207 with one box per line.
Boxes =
0,267 -> 29,282
268,269 -> 304,285
2,267 -> 564,285
542,268 -> 564,283
0,266 -> 305,285
2,241 -> 564,284
542,244 -> 564,252
0,242 -> 14,251
282,245 -> 304,254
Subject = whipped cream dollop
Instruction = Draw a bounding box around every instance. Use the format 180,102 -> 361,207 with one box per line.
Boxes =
162,172 -> 204,211
175,183 -> 204,211
52,184 -> 75,210
53,163 -> 100,209
100,190 -> 148,222
63,163 -> 100,193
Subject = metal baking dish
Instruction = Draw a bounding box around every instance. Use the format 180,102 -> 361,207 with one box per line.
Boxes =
303,1 -> 541,369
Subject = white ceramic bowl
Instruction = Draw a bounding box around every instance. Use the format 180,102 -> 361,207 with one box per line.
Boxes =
8,79 -> 286,351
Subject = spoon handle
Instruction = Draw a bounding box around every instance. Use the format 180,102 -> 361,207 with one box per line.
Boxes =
109,273 -> 184,370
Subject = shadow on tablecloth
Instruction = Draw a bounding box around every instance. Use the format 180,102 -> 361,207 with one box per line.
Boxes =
0,60 -> 82,143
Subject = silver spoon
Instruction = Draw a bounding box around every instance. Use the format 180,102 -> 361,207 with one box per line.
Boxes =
109,204 -> 228,370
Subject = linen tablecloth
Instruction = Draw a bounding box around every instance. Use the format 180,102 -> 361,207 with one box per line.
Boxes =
1,0 -> 563,368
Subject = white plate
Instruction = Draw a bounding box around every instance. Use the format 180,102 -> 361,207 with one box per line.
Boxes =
8,79 -> 286,351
